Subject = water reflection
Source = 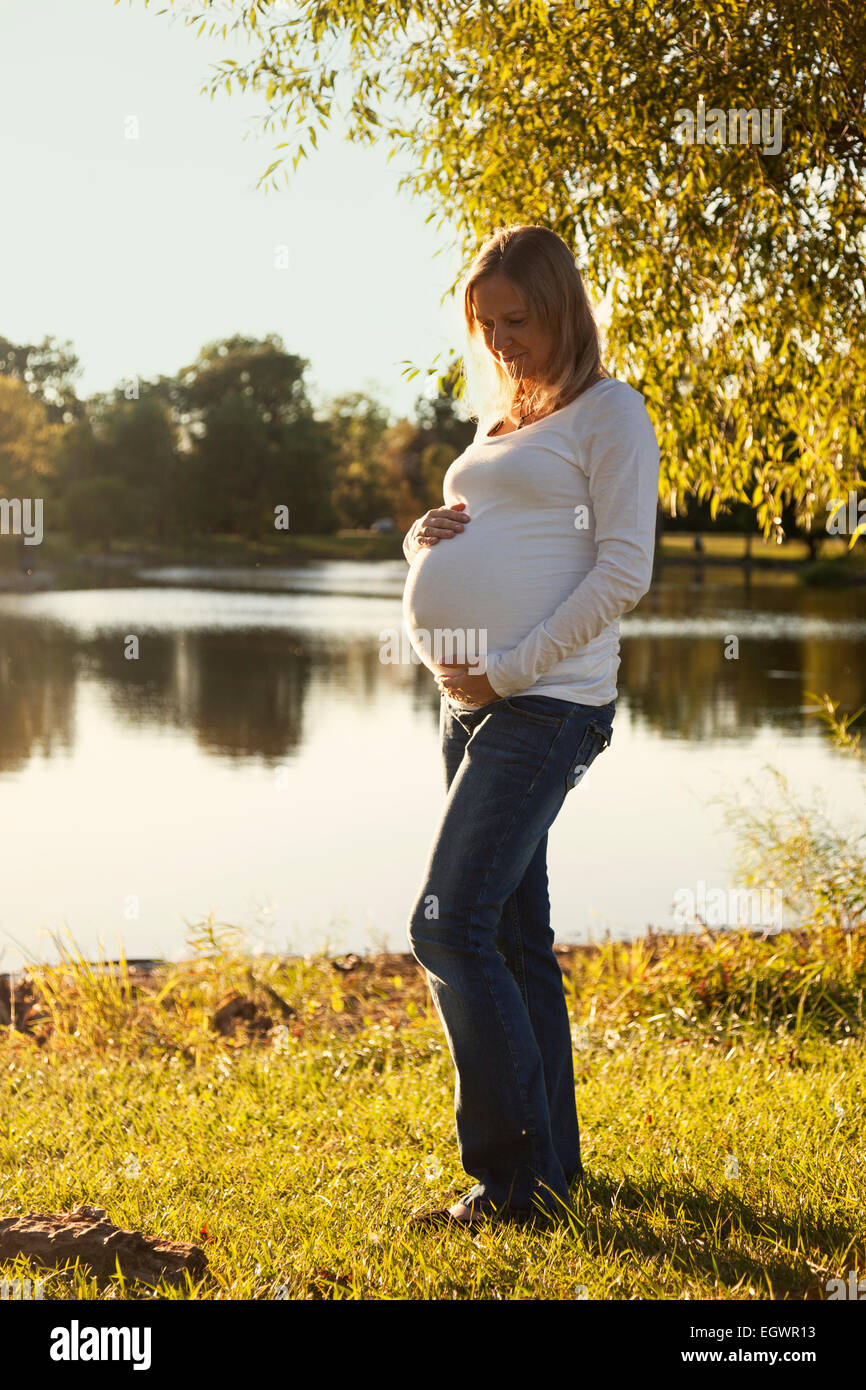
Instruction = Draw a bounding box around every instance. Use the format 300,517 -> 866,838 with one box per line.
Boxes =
0,565 -> 863,964
1,575 -> 863,766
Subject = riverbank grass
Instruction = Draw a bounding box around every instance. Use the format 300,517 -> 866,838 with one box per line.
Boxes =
1,922 -> 863,1300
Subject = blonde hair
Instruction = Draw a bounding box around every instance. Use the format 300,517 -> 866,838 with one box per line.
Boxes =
459,224 -> 609,435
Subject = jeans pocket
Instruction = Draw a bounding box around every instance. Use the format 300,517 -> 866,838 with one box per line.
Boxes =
565,718 -> 613,793
503,695 -> 568,728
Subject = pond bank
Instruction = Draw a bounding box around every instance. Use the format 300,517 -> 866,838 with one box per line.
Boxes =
1,924 -> 863,1300
2,531 -> 864,589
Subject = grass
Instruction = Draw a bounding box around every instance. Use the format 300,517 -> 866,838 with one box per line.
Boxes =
798,549 -> 866,586
658,532 -> 812,560
0,528 -> 406,573
1,918 -> 864,1301
659,531 -> 866,578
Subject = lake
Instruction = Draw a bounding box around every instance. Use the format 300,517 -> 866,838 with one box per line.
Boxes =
1,559 -> 864,968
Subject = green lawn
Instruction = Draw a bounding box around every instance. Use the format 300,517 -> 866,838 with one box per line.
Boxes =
658,532 -> 862,565
659,532 -> 807,559
2,922 -> 862,1300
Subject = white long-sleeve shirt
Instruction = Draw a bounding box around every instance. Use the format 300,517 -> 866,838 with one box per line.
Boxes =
401,377 -> 661,707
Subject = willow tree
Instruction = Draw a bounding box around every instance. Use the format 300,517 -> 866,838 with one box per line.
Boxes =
145,0 -> 866,542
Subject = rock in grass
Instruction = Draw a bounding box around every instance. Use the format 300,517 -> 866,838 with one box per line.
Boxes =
0,1205 -> 208,1289
211,991 -> 261,1035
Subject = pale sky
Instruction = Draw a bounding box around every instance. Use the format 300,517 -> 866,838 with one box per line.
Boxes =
0,0 -> 469,422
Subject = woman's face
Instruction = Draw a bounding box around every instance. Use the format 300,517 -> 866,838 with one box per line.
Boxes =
471,273 -> 553,386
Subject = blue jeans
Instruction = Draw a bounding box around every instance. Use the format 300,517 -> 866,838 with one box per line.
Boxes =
407,692 -> 615,1216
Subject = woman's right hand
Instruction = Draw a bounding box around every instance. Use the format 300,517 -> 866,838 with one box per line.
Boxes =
407,502 -> 471,554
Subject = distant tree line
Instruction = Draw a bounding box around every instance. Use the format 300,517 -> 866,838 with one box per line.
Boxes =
0,330 -> 845,557
0,331 -> 475,550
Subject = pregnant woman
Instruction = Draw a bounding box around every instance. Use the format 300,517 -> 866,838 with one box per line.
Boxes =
402,224 -> 661,1230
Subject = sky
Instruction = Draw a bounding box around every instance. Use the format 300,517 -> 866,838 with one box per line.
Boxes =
0,0 -> 469,422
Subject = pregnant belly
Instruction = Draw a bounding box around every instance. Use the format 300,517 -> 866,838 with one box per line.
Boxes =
402,522 -> 583,670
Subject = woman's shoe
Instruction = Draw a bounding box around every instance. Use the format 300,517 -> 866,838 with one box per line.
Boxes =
406,1201 -> 484,1229
406,1198 -> 539,1231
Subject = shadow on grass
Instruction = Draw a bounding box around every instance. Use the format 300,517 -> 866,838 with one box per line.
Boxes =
569,1171 -> 857,1298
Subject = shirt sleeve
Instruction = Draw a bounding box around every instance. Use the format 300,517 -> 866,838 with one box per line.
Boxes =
483,390 -> 661,698
402,525 -> 417,563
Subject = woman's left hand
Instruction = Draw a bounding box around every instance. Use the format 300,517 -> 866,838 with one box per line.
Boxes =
435,664 -> 500,706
